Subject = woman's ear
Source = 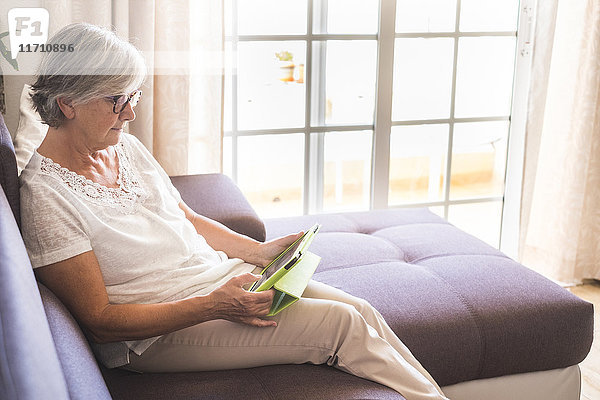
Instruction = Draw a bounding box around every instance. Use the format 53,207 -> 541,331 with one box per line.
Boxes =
56,97 -> 75,120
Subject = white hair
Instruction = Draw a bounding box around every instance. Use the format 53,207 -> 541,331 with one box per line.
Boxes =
31,23 -> 147,127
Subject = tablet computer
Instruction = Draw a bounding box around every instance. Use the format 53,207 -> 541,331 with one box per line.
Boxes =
250,223 -> 321,292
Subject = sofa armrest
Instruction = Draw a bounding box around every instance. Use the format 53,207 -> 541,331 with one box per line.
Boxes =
170,173 -> 266,242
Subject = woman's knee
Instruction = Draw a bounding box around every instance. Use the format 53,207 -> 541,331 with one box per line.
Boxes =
344,296 -> 380,321
327,301 -> 368,334
291,298 -> 363,332
352,296 -> 373,313
303,281 -> 376,314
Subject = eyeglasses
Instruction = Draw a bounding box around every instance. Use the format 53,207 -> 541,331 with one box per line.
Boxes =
107,90 -> 142,114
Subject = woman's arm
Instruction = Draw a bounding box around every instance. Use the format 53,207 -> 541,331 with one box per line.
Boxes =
35,251 -> 277,344
178,201 -> 302,267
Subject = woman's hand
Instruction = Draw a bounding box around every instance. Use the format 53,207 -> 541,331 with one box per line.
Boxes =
210,273 -> 278,327
253,232 -> 304,268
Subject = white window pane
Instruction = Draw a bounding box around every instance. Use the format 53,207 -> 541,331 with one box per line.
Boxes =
396,0 -> 457,33
237,0 -> 307,35
450,121 -> 509,200
447,201 -> 503,249
389,124 -> 449,205
454,37 -> 517,118
312,41 -> 377,126
223,136 -> 233,178
392,38 -> 454,121
460,0 -> 519,32
313,0 -> 379,34
237,134 -> 304,218
321,131 -> 372,212
237,41 -> 306,130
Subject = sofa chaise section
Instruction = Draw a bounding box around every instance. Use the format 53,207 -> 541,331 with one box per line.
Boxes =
265,211 -> 594,386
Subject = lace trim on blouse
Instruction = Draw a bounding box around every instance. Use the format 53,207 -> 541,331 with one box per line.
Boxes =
39,140 -> 148,213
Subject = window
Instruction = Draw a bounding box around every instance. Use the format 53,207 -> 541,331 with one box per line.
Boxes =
224,0 -> 526,249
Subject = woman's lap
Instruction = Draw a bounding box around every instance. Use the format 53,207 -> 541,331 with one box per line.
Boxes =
127,280 -> 373,372
127,290 -> 360,372
126,280 -> 448,399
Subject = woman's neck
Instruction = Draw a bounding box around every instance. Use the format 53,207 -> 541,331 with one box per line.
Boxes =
40,126 -> 105,161
37,127 -> 120,188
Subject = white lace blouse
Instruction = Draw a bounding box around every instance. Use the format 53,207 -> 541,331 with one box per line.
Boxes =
19,133 -> 255,367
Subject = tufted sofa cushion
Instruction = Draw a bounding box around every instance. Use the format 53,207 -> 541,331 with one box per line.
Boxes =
265,210 -> 594,386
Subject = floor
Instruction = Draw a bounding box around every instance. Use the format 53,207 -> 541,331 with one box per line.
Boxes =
568,281 -> 600,400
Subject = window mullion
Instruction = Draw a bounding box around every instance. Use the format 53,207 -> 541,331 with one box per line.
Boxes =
304,0 -> 314,215
371,0 -> 396,210
443,0 -> 463,219
307,0 -> 329,214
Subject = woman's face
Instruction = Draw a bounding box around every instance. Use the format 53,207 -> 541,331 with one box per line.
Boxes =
70,94 -> 136,151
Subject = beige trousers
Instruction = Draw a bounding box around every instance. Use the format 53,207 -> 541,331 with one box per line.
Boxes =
127,280 -> 448,400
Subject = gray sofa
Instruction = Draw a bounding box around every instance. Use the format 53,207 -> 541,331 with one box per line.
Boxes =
0,111 -> 594,400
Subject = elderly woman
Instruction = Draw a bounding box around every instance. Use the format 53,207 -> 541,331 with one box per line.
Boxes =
20,23 -> 447,400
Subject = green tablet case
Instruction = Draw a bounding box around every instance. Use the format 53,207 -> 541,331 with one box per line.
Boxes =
267,251 -> 321,316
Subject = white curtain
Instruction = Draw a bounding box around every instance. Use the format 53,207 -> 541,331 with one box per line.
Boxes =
41,0 -> 224,176
519,0 -> 600,285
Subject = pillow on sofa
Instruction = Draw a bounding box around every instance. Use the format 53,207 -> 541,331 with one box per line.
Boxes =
13,84 -> 49,175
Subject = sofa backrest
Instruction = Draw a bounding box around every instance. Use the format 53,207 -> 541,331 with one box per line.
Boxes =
0,114 -> 112,399
0,112 -> 20,228
38,282 -> 113,399
0,188 -> 70,399
170,173 -> 266,242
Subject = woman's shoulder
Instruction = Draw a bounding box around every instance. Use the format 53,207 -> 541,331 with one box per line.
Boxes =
20,160 -> 62,199
20,151 -> 48,192
20,151 -> 78,205
19,163 -> 77,225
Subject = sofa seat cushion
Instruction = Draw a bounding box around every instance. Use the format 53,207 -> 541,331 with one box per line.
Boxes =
102,364 -> 404,400
264,208 -> 594,387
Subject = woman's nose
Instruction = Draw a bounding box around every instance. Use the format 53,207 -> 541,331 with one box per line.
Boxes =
119,101 -> 136,122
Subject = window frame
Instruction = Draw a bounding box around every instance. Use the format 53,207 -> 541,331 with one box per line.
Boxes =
224,0 -> 532,254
